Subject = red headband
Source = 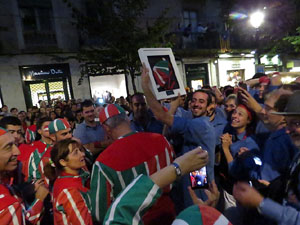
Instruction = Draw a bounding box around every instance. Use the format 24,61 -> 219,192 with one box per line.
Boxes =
237,104 -> 252,121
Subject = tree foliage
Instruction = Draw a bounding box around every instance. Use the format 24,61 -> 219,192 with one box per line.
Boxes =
224,0 -> 300,56
62,0 -> 172,93
283,27 -> 300,53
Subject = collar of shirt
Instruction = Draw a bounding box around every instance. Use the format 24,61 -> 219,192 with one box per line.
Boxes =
118,131 -> 137,140
58,169 -> 90,183
269,127 -> 287,139
83,120 -> 101,129
237,131 -> 247,141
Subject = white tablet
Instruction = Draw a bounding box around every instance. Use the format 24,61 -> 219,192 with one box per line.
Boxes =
138,48 -> 186,100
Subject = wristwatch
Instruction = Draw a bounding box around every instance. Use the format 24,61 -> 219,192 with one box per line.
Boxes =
172,162 -> 182,178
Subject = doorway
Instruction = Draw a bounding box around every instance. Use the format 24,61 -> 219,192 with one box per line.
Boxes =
185,63 -> 209,91
20,63 -> 73,109
24,78 -> 70,107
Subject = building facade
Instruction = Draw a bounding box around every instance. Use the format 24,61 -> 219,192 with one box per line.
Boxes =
0,0 -> 258,110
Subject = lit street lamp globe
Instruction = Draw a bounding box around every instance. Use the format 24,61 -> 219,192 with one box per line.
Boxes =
250,11 -> 264,29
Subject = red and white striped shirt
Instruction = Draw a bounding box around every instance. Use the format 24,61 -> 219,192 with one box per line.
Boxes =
52,171 -> 92,225
0,184 -> 43,225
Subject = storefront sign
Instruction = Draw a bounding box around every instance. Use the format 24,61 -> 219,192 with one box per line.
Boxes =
20,63 -> 70,80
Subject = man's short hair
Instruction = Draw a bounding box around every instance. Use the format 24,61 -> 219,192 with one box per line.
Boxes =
104,114 -> 128,129
0,116 -> 21,128
10,107 -> 17,113
193,90 -> 212,106
81,99 -> 94,111
36,117 -> 52,131
131,93 -> 145,103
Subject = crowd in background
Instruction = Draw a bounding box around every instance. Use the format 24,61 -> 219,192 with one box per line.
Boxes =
1,71 -> 300,225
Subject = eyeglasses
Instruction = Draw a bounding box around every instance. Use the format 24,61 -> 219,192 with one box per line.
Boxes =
133,103 -> 146,107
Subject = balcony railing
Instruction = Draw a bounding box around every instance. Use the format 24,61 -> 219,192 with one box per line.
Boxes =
23,30 -> 57,50
169,31 -> 258,51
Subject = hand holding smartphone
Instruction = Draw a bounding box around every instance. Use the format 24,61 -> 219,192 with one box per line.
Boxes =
189,146 -> 209,189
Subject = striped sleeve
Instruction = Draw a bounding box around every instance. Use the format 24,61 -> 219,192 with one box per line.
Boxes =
104,174 -> 162,225
27,149 -> 42,182
89,161 -> 113,223
56,188 -> 93,225
0,202 -> 24,225
24,198 -> 44,224
0,197 -> 43,225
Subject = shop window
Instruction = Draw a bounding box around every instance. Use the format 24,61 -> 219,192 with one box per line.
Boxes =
29,83 -> 47,106
227,69 -> 245,86
90,75 -> 127,104
191,79 -> 204,91
48,81 -> 65,101
185,63 -> 209,90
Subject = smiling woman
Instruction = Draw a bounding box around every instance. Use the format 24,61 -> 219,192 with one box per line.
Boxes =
44,139 -> 92,225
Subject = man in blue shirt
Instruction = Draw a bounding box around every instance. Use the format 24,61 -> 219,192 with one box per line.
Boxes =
141,64 -> 215,209
233,90 -> 300,225
258,89 -> 297,181
129,93 -> 164,134
73,100 -> 107,157
237,88 -> 296,181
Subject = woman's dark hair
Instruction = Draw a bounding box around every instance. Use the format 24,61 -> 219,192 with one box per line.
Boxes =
44,138 -> 78,182
237,104 -> 257,137
50,111 -> 58,119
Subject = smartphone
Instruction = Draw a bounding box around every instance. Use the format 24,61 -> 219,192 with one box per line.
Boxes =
189,166 -> 209,189
253,156 -> 262,166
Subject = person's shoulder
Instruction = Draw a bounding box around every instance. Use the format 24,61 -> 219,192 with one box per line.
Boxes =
0,184 -> 19,210
19,143 -> 34,150
53,177 -> 81,196
73,122 -> 87,135
192,116 -> 213,127
75,122 -> 86,129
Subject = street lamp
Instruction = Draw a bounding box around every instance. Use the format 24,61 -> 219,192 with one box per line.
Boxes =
250,11 -> 264,29
249,11 -> 265,65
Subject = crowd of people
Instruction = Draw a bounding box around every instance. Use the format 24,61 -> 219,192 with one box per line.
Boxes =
1,68 -> 300,225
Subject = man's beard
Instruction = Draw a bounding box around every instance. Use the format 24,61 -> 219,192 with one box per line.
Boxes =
135,110 -> 148,121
